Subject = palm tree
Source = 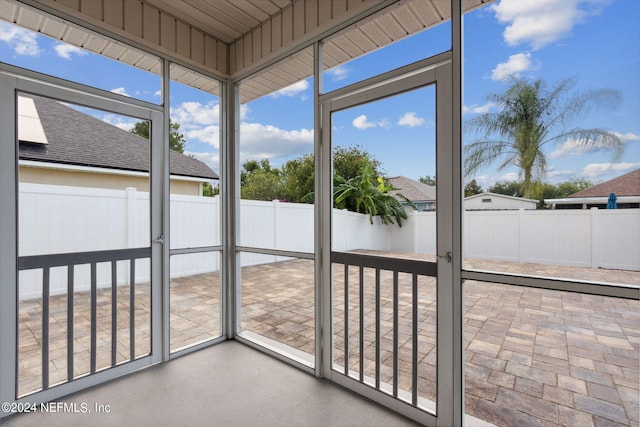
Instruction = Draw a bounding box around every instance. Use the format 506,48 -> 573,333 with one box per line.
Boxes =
333,162 -> 414,226
464,78 -> 623,198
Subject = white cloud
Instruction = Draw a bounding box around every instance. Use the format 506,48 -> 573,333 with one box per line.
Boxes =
95,97 -> 311,171
613,131 -> 640,144
491,52 -> 533,81
472,175 -> 493,189
54,42 -> 87,59
491,0 -> 611,50
352,114 -> 389,130
0,21 -> 41,56
550,132 -> 638,158
580,162 -> 640,178
169,101 -> 222,148
501,172 -> 520,182
353,114 -> 376,130
271,80 -> 309,98
463,102 -> 497,115
169,101 -> 253,152
184,122 -> 313,171
172,101 -> 220,127
238,104 -> 250,120
111,87 -> 130,97
154,90 -> 162,98
546,168 -> 574,180
185,126 -> 220,148
398,112 -> 427,127
101,114 -> 137,132
550,138 -> 596,158
472,171 -> 519,190
326,65 -> 350,81
475,168 -> 580,189
239,122 -> 314,163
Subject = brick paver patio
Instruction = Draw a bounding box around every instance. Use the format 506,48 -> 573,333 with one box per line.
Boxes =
18,255 -> 639,426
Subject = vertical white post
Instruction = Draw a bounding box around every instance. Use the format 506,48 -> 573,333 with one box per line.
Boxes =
124,186 -> 139,344
214,195 -> 221,247
343,209 -> 349,251
518,208 -> 524,263
214,195 -> 221,271
590,207 -> 598,268
273,199 -> 280,262
126,187 -> 138,248
412,211 -> 419,254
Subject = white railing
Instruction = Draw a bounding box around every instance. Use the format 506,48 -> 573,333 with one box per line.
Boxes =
17,183 -> 640,299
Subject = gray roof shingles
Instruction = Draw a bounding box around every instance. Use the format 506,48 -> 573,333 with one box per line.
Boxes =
388,176 -> 436,202
19,95 -> 218,180
569,168 -> 639,198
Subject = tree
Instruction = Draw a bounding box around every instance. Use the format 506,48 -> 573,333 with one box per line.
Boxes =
240,146 -> 408,226
333,162 -> 411,226
240,159 -> 284,200
489,178 -> 594,208
533,178 -> 593,209
464,179 -> 483,197
289,145 -> 409,226
554,178 -> 592,197
419,175 -> 436,186
282,145 -> 384,205
330,145 -> 385,212
489,181 -> 523,197
281,154 -> 315,203
130,120 -> 187,153
202,182 -> 215,197
464,77 -> 622,198
333,145 -> 383,184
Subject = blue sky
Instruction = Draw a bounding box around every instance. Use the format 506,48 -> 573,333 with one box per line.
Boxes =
1,0 -> 638,189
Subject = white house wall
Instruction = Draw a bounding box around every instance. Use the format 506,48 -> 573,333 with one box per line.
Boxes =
465,196 -> 537,210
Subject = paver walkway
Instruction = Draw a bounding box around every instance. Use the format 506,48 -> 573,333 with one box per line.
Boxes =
17,255 -> 640,426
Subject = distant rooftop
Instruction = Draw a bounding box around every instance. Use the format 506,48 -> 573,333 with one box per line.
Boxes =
569,169 -> 640,198
388,176 -> 436,202
18,95 -> 218,181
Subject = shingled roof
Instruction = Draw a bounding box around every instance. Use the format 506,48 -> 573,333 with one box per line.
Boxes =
388,176 -> 436,202
18,95 -> 218,180
568,169 -> 640,198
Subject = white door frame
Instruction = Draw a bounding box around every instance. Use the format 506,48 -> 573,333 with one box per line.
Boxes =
319,55 -> 460,426
0,64 -> 165,412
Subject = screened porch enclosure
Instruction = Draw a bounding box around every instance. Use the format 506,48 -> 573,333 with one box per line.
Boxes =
16,257 -> 640,425
1,1 -> 638,427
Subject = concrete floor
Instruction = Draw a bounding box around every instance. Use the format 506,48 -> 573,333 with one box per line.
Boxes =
2,340 -> 419,427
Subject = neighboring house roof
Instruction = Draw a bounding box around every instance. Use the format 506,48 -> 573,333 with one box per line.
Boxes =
464,192 -> 537,204
388,176 -> 436,202
18,95 -> 218,180
568,168 -> 640,198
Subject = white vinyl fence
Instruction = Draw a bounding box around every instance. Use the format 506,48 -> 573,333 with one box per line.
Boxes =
18,183 -> 640,299
462,209 -> 640,270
